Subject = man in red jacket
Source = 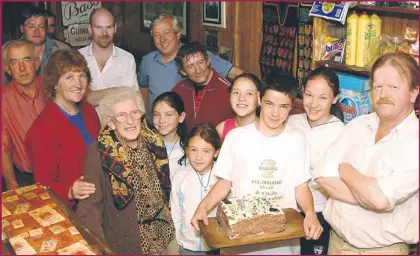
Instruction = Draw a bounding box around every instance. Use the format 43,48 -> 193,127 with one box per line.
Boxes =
172,42 -> 235,130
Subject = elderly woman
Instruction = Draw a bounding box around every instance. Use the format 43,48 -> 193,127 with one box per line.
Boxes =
76,88 -> 177,254
26,49 -> 100,207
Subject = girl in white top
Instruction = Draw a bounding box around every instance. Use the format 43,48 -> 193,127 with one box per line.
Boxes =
287,67 -> 345,255
171,124 -> 221,255
152,92 -> 188,182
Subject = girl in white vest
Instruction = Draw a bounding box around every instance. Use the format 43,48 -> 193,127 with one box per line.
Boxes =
287,67 -> 344,255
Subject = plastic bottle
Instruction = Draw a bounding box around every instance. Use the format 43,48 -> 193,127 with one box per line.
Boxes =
345,11 -> 358,66
369,13 -> 382,63
355,12 -> 370,67
370,13 -> 382,38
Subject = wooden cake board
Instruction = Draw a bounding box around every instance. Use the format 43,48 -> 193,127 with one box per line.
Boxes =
199,208 -> 305,248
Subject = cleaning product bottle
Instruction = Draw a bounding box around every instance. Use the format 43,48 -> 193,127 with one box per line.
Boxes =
345,11 -> 358,66
369,13 -> 382,63
370,13 -> 382,38
356,12 -> 370,67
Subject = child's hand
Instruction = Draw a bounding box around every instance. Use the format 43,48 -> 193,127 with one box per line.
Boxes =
191,204 -> 208,231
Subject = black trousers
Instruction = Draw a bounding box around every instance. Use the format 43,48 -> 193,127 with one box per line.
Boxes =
2,166 -> 34,192
300,211 -> 331,255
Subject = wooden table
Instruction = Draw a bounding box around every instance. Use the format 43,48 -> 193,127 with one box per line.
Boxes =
2,185 -> 115,255
199,208 -> 305,248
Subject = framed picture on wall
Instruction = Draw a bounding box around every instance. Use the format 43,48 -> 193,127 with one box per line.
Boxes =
203,2 -> 226,28
140,2 -> 189,40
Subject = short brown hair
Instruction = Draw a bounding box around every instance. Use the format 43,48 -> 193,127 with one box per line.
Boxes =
43,49 -> 91,100
175,42 -> 209,71
371,53 -> 418,90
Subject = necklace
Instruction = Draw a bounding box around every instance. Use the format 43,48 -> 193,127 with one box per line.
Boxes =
195,169 -> 212,193
167,136 -> 179,158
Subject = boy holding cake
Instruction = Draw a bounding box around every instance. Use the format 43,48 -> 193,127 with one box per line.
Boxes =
191,82 -> 323,254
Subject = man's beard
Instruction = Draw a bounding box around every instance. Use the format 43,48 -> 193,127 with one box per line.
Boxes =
96,36 -> 113,48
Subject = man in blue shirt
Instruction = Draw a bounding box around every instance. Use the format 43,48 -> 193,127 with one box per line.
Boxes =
138,14 -> 243,118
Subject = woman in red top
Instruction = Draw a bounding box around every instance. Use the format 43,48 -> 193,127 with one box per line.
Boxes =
26,49 -> 100,208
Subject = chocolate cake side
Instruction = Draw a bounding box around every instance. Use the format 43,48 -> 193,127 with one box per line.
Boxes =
216,197 -> 287,240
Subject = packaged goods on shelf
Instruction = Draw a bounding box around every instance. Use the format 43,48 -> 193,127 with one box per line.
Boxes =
320,36 -> 346,63
337,72 -> 372,124
309,2 -> 350,25
345,11 -> 358,66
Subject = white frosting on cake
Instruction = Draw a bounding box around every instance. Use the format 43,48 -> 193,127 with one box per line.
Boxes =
219,196 -> 284,225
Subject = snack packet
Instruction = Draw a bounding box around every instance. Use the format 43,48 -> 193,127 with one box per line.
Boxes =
309,2 -> 350,25
321,36 -> 346,63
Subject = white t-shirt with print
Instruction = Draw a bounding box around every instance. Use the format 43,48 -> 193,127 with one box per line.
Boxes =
287,113 -> 344,212
214,123 -> 311,255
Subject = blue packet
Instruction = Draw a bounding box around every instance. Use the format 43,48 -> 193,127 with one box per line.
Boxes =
309,2 -> 350,25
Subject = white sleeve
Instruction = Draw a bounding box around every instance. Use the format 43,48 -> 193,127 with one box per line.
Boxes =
213,132 -> 235,181
293,133 -> 311,187
170,171 -> 184,241
125,56 -> 139,90
313,121 -> 354,179
377,138 -> 419,209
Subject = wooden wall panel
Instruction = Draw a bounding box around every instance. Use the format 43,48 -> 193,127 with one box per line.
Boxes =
181,2 -> 263,77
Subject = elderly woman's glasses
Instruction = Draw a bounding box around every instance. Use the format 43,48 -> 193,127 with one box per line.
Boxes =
110,110 -> 142,123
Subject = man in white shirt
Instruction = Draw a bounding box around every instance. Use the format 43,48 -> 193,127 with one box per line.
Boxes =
79,7 -> 138,106
314,53 -> 419,254
192,82 -> 323,254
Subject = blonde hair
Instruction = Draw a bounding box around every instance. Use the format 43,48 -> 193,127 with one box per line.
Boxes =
371,53 -> 418,90
97,87 -> 146,128
150,14 -> 181,35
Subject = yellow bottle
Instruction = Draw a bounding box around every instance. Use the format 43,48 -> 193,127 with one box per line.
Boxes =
346,11 -> 358,66
370,13 -> 382,38
356,12 -> 370,68
369,13 -> 382,63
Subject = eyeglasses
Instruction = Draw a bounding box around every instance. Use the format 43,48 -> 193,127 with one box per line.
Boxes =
24,24 -> 46,31
109,110 -> 142,123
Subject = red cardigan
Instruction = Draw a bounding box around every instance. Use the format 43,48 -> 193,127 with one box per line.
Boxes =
26,101 -> 100,207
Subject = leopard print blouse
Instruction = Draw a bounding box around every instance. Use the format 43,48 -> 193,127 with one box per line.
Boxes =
123,135 -> 175,254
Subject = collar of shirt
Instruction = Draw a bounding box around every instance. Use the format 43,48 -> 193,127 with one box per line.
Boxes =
181,68 -> 218,92
86,43 -> 117,58
153,42 -> 183,65
366,110 -> 417,136
44,36 -> 56,56
299,113 -> 342,129
12,76 -> 42,100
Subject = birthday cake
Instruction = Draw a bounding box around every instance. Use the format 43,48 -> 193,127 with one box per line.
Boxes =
216,196 -> 286,240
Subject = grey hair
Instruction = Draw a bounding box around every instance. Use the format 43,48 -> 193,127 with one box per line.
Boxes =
2,39 -> 36,65
150,13 -> 181,35
97,87 -> 146,128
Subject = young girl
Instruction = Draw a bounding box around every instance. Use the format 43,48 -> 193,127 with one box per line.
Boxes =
153,92 -> 188,181
171,124 -> 221,255
216,73 -> 262,143
287,67 -> 345,255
